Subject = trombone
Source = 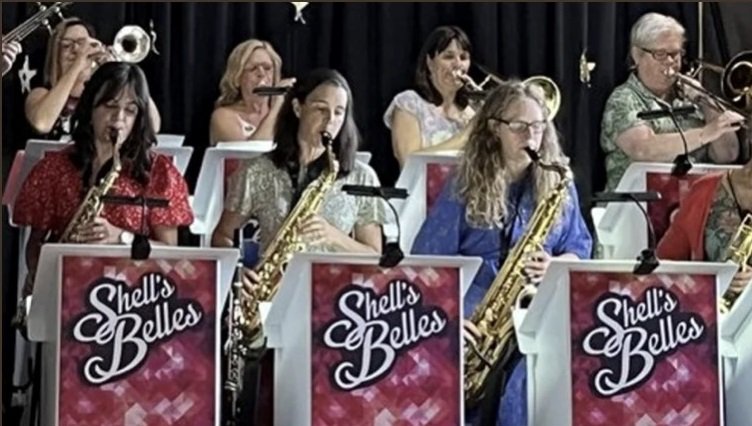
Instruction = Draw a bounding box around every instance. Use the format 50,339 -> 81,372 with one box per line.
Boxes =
453,67 -> 561,120
666,50 -> 752,117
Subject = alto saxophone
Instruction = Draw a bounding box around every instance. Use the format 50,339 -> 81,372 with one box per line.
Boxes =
60,129 -> 123,243
464,149 -> 572,407
223,131 -> 339,423
719,213 -> 752,314
13,129 -> 122,333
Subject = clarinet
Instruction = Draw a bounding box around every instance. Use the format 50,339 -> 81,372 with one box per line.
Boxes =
223,231 -> 247,426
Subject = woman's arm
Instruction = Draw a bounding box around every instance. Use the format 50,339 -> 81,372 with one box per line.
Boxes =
210,108 -> 248,146
391,108 -> 424,168
419,124 -> 471,153
212,210 -> 248,247
148,97 -> 162,133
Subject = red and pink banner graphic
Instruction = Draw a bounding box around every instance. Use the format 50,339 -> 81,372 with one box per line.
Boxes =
646,172 -> 705,243
59,256 -> 217,426
310,263 -> 462,426
570,271 -> 721,426
426,163 -> 456,212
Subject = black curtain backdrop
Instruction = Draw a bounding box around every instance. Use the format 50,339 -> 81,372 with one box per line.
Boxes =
2,2 -> 751,420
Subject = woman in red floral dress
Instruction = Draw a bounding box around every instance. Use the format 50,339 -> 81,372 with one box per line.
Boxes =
13,62 -> 193,298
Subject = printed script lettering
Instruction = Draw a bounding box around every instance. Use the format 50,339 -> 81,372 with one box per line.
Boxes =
581,286 -> 706,397
322,280 -> 448,391
72,272 -> 204,385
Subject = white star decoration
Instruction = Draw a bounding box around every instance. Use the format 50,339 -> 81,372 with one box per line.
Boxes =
18,55 -> 37,95
291,2 -> 308,24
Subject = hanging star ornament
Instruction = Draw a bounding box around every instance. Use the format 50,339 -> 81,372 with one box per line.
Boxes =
18,55 -> 38,94
291,2 -> 309,24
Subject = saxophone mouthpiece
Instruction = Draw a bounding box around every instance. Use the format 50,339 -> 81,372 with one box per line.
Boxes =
109,128 -> 120,145
320,131 -> 333,146
524,147 -> 541,162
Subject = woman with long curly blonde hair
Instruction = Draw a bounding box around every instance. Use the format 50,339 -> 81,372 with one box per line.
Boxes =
210,38 -> 295,145
411,80 -> 592,426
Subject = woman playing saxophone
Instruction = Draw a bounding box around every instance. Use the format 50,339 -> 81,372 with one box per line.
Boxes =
411,80 -> 592,426
13,62 -> 193,301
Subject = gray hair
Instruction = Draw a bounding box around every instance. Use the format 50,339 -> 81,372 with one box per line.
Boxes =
630,12 -> 685,49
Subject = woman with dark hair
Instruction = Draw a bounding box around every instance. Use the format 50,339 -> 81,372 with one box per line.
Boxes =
411,80 -> 592,425
13,62 -> 193,298
384,25 -> 476,167
25,17 -> 161,139
212,68 -> 386,256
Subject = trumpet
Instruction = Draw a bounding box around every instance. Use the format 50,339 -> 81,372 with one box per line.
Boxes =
90,25 -> 156,67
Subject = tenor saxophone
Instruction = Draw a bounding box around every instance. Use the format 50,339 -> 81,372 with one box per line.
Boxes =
464,149 -> 572,407
719,213 -> 752,314
223,131 -> 339,423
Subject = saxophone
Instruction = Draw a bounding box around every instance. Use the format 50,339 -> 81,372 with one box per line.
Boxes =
719,213 -> 752,314
464,149 -> 572,407
60,129 -> 123,243
223,131 -> 339,423
13,129 -> 122,332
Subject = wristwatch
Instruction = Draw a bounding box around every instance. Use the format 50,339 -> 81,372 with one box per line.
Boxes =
119,230 -> 135,245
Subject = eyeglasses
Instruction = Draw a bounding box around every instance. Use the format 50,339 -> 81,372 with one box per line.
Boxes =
494,118 -> 547,134
639,47 -> 685,62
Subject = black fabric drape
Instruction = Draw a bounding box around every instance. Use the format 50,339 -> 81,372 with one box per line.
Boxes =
2,2 -> 750,421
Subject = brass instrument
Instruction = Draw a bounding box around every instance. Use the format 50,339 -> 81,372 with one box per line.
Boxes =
666,51 -> 752,117
453,69 -> 561,120
60,129 -> 122,242
719,213 -> 752,314
223,131 -> 339,422
464,150 -> 572,407
3,2 -> 72,44
90,25 -> 156,67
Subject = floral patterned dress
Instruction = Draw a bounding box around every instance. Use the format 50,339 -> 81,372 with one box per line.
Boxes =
600,73 -> 709,191
224,154 -> 388,254
704,176 -> 752,267
384,90 -> 474,148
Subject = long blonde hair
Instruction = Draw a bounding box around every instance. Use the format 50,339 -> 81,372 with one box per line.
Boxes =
215,39 -> 282,107
457,80 -> 570,228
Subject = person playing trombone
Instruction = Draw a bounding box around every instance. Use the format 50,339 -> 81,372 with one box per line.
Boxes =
25,18 -> 161,140
384,25 -> 476,168
600,12 -> 744,192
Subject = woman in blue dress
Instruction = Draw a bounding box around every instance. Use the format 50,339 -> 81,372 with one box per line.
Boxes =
411,80 -> 593,425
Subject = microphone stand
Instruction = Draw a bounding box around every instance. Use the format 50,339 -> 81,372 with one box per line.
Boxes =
655,98 -> 693,176
342,185 -> 408,267
101,195 -> 169,260
591,191 -> 662,274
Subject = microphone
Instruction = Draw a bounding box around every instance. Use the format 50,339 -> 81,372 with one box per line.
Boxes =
592,191 -> 662,275
639,99 -> 693,176
252,86 -> 290,96
342,185 -> 409,267
636,105 -> 697,120
341,185 -> 408,200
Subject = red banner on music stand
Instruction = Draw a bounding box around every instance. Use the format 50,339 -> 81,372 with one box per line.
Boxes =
310,263 -> 462,425
646,172 -> 704,242
58,256 -> 217,426
569,271 -> 721,425
426,163 -> 456,211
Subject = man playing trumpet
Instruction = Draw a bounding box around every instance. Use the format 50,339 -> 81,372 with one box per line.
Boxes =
600,12 -> 745,192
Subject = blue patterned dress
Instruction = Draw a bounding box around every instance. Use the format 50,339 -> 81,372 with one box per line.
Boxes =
411,172 -> 593,426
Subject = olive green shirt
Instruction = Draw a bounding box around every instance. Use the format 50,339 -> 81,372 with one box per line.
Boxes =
600,73 -> 708,191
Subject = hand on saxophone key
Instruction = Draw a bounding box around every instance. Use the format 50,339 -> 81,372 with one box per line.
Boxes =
73,217 -> 121,244
729,264 -> 752,295
523,250 -> 552,284
300,214 -> 339,246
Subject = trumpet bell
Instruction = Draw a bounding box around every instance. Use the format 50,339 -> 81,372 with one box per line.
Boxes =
523,75 -> 561,120
113,25 -> 151,63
